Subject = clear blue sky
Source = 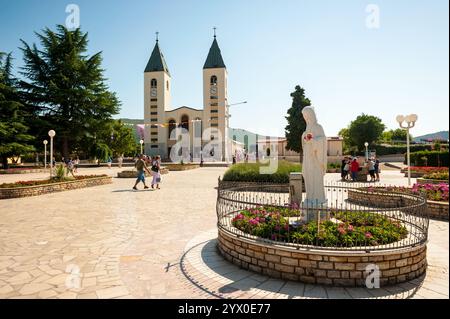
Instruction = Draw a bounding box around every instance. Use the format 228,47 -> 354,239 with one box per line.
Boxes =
1,0 -> 448,137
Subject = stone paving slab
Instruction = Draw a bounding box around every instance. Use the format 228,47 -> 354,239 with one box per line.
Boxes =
0,166 -> 447,299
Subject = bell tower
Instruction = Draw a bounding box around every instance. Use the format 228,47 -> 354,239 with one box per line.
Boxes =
202,29 -> 229,161
144,33 -> 171,158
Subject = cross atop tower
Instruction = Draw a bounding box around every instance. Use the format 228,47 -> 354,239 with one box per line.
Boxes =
213,27 -> 216,38
156,31 -> 159,42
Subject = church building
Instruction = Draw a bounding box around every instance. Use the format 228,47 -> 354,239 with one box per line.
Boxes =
143,33 -> 229,160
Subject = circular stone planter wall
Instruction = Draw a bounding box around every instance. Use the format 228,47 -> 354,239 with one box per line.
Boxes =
348,188 -> 449,221
0,176 -> 112,199
164,164 -> 199,171
117,168 -> 169,178
217,229 -> 427,287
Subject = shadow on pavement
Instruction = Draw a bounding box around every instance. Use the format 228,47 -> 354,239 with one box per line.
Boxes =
179,239 -> 426,299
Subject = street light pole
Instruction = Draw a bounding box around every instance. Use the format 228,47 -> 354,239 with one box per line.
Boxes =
364,142 -> 369,161
140,139 -> 144,154
224,101 -> 247,162
48,130 -> 56,178
43,140 -> 48,168
396,114 -> 418,186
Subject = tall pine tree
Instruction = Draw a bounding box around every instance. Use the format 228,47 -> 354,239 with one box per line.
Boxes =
284,85 -> 311,160
0,53 -> 35,168
20,25 -> 120,158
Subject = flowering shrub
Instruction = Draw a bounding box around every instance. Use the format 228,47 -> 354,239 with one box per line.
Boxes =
369,183 -> 449,202
422,171 -> 449,180
231,206 -> 408,247
411,183 -> 449,202
408,166 -> 448,174
0,175 -> 108,189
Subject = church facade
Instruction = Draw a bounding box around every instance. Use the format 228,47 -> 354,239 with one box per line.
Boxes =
143,35 -> 229,160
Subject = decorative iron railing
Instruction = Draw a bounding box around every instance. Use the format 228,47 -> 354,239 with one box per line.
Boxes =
216,179 -> 429,252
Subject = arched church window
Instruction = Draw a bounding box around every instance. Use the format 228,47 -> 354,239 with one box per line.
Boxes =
181,115 -> 189,131
168,119 -> 176,138
151,79 -> 157,88
210,75 -> 217,86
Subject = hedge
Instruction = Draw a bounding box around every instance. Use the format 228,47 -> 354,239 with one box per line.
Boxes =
406,151 -> 449,167
223,160 -> 301,183
374,144 -> 433,156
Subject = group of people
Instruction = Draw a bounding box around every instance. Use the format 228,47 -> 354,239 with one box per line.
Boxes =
133,154 -> 162,190
61,157 -> 80,177
341,156 -> 380,182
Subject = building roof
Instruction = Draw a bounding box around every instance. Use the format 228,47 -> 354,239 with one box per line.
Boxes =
144,41 -> 170,75
203,37 -> 226,69
166,106 -> 203,113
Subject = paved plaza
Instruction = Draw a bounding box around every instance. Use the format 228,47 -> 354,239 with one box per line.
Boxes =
0,167 -> 448,299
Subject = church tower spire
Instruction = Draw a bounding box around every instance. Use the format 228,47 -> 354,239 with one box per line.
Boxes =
145,33 -> 170,75
203,29 -> 226,69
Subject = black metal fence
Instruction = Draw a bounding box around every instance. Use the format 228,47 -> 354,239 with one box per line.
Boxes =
216,180 -> 429,252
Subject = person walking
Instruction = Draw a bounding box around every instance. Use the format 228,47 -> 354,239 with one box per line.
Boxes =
151,155 -> 161,189
107,156 -> 113,169
67,158 -> 75,178
374,158 -> 381,182
350,157 -> 360,182
368,158 -> 376,182
118,154 -> 123,168
341,157 -> 347,181
74,156 -> 80,173
133,154 -> 151,190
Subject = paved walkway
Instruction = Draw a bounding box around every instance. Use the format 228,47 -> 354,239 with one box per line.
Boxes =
0,167 -> 447,299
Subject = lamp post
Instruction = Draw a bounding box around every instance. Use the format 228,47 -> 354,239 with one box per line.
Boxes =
48,130 -> 56,178
224,101 -> 247,162
396,114 -> 418,186
43,140 -> 48,168
139,139 -> 144,154
364,142 -> 369,161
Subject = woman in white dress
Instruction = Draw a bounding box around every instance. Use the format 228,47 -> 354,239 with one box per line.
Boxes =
151,155 -> 161,189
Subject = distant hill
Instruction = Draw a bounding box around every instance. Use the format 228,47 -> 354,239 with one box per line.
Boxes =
413,131 -> 449,143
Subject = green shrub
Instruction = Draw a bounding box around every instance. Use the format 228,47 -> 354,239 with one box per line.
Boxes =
407,150 -> 449,167
54,164 -> 66,180
223,160 -> 301,183
374,144 -> 432,156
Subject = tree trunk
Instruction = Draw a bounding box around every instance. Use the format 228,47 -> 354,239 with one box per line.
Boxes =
2,157 -> 9,170
62,136 -> 69,160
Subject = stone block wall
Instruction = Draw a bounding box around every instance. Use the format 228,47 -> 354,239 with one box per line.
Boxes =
0,176 -> 112,199
218,229 -> 427,287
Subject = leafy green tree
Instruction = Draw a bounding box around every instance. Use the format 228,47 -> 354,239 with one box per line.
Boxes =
0,53 -> 35,168
285,85 -> 311,158
19,25 -> 120,158
347,114 -> 386,152
338,127 -> 356,154
390,128 -> 411,143
109,120 -> 137,157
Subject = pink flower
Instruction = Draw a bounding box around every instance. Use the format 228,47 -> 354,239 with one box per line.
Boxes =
338,227 -> 347,235
347,225 -> 354,232
365,232 -> 373,239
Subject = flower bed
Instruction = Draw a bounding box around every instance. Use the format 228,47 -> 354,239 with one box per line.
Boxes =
231,206 -> 408,247
401,166 -> 448,178
0,175 -> 112,199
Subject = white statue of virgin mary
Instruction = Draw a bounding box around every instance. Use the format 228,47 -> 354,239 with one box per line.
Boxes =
301,106 -> 327,208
